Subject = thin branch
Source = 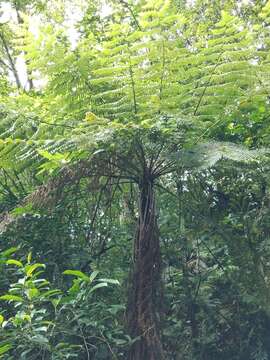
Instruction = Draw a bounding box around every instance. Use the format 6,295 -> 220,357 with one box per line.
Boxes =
154,160 -> 176,178
135,140 -> 147,174
39,120 -> 76,129
0,57 -> 12,71
193,52 -> 223,116
118,0 -> 142,31
13,0 -> 34,90
155,182 -> 177,198
149,140 -> 165,174
158,40 -> 166,111
128,55 -> 138,115
0,31 -> 21,89
201,240 -> 226,272
86,177 -> 111,243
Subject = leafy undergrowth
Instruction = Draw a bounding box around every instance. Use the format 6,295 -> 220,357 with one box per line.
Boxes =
0,248 -> 130,360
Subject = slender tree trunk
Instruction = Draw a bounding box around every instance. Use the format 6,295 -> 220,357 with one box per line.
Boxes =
127,176 -> 164,360
0,32 -> 21,90
14,3 -> 34,90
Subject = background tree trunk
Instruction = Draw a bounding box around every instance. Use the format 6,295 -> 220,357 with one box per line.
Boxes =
127,177 -> 164,360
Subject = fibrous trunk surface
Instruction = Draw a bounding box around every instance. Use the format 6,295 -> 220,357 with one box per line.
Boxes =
127,178 -> 164,360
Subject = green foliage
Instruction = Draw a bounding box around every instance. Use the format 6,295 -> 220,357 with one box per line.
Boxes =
0,0 -> 270,359
0,250 -> 126,359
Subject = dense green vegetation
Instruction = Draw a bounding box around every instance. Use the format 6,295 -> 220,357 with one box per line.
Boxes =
0,0 -> 270,358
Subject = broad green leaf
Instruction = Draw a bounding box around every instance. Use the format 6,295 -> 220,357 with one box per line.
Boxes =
27,288 -> 39,299
27,252 -> 32,264
41,289 -> 62,298
1,248 -> 17,258
89,270 -> 99,283
89,282 -> 108,293
25,263 -> 45,277
0,344 -> 12,355
114,338 -> 127,345
99,278 -> 120,285
11,204 -> 34,216
6,259 -> 23,267
0,294 -> 23,302
63,270 -> 89,281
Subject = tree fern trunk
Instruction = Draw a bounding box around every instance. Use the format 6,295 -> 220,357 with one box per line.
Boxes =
127,178 -> 164,360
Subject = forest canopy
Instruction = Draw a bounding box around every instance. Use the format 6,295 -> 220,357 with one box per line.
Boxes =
0,0 -> 270,359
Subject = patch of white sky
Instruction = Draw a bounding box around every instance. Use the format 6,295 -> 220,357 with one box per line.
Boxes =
66,1 -> 112,49
0,0 -> 112,88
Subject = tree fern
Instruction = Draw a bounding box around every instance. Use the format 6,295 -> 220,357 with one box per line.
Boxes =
0,2 -> 269,358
